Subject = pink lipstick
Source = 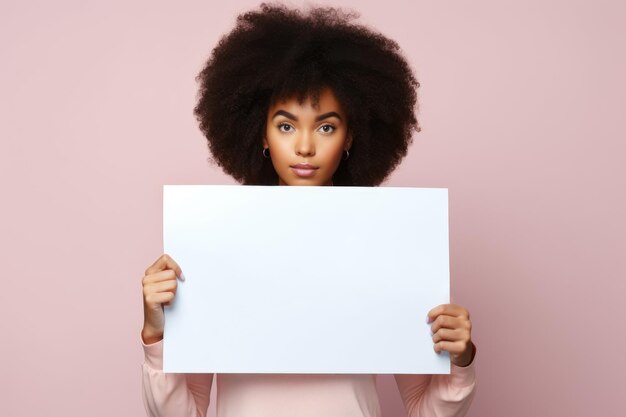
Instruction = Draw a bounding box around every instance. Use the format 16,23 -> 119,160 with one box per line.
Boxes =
290,163 -> 319,177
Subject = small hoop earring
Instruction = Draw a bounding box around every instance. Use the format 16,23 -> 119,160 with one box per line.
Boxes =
342,150 -> 350,161
262,147 -> 270,158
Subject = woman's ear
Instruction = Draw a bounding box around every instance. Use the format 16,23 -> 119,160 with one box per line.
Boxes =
345,134 -> 353,150
262,136 -> 269,148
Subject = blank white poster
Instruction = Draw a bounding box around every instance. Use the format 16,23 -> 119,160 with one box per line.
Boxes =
163,185 -> 450,374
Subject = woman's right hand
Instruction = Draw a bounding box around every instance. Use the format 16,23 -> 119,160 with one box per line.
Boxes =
141,253 -> 184,344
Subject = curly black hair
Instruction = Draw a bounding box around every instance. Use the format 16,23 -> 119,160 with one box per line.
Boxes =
193,1 -> 420,186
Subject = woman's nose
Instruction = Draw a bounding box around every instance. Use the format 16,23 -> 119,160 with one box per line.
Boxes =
295,132 -> 315,156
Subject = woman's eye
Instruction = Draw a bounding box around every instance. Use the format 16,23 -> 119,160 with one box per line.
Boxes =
278,123 -> 293,133
277,123 -> 335,134
319,124 -> 336,134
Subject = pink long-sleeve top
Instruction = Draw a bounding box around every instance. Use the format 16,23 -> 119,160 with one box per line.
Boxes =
141,333 -> 477,417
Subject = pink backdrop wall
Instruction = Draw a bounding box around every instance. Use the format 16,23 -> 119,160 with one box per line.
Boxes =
1,1 -> 624,416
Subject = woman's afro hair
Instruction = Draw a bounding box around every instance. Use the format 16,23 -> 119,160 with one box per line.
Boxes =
193,1 -> 421,186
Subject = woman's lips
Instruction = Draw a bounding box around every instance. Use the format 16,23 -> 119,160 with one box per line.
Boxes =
290,164 -> 319,177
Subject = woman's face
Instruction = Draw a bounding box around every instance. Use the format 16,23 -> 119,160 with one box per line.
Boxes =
263,87 -> 352,186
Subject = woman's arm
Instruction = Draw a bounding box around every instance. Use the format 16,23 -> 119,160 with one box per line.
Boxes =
394,343 -> 477,417
140,255 -> 212,416
394,302 -> 478,417
141,333 -> 214,417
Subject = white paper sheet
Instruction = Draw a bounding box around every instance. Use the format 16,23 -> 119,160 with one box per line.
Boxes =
163,185 -> 450,374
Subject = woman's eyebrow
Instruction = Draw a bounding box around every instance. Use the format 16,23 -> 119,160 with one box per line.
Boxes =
272,110 -> 342,122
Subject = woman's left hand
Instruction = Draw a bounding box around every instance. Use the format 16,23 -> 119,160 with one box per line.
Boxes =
427,303 -> 476,367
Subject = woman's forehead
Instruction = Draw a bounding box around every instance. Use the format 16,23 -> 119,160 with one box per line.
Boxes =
268,87 -> 344,113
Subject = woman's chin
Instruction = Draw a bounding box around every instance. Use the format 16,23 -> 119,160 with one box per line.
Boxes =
278,176 -> 331,186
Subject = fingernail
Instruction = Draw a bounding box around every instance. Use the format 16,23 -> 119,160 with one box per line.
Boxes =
426,316 -> 431,324
178,272 -> 186,281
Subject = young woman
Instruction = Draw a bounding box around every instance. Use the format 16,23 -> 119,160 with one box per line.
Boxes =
141,3 -> 477,416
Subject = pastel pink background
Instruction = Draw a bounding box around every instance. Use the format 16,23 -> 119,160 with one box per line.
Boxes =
1,1 -> 624,416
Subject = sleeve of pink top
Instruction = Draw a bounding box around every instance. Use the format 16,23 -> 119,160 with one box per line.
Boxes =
394,344 -> 478,417
141,332 -> 214,417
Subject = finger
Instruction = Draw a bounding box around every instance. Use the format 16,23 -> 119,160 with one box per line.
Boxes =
145,291 -> 175,306
145,253 -> 183,279
432,328 -> 462,344
434,340 -> 466,354
144,280 -> 177,296
427,303 -> 468,322
426,306 -> 441,323
431,315 -> 467,333
143,269 -> 178,285
430,303 -> 467,318
432,329 -> 470,343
